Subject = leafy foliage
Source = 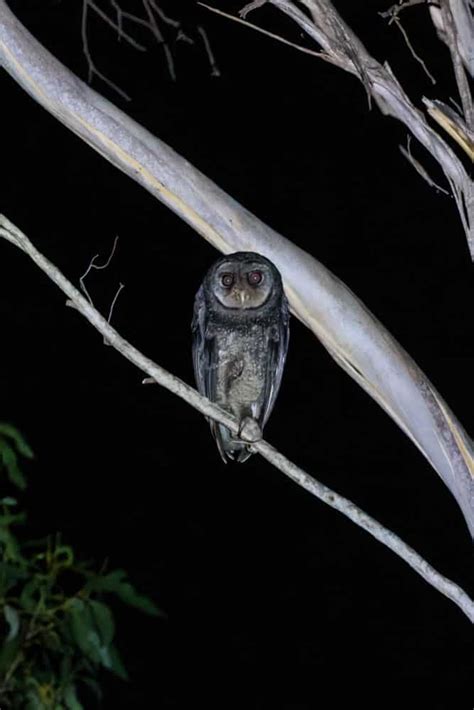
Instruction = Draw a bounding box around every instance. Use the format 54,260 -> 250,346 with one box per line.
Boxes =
0,424 -> 161,708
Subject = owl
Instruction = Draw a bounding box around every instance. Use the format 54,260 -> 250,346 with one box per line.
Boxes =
192,251 -> 289,462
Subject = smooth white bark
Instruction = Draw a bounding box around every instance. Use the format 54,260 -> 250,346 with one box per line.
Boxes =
0,1 -> 472,536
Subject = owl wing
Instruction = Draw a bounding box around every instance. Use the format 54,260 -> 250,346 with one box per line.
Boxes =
191,285 -> 215,399
192,286 -> 232,462
259,295 -> 290,428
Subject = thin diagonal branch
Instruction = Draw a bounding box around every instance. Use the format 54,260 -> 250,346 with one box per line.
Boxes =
142,0 -> 176,81
399,135 -> 450,194
0,214 -> 472,624
393,17 -> 436,85
0,0 -> 472,536
198,3 -> 327,62
198,25 -> 221,77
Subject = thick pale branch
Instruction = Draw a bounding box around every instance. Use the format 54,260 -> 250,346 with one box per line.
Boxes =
256,0 -> 473,256
429,0 -> 474,79
0,1 -> 473,536
0,214 -> 472,623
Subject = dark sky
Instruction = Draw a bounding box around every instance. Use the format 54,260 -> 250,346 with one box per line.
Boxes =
2,0 -> 473,707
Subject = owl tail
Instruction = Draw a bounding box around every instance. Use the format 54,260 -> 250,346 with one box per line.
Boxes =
210,422 -> 253,463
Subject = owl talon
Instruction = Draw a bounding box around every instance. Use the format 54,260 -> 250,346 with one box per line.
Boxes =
239,417 -> 262,443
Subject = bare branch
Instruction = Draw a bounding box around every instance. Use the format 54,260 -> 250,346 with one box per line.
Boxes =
379,0 -> 429,21
240,0 -> 268,17
88,0 -> 147,51
438,1 -> 473,128
1,214 -> 472,624
399,136 -> 450,194
393,17 -> 436,85
198,25 -> 221,77
424,98 -> 474,160
79,236 -> 120,305
147,0 -> 180,28
1,0 -> 472,536
81,0 -> 132,101
199,4 -> 328,62
429,1 -> 474,78
107,281 -> 125,325
229,0 -> 473,255
142,0 -> 176,81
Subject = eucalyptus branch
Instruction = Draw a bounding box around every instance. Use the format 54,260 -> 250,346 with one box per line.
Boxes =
0,1 -> 472,538
0,214 -> 472,624
437,0 -> 473,127
234,0 -> 473,257
429,0 -> 474,78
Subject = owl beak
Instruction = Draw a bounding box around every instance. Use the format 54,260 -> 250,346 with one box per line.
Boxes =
235,289 -> 247,306
232,288 -> 248,306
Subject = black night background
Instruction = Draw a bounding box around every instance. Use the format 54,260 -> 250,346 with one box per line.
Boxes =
1,0 -> 473,707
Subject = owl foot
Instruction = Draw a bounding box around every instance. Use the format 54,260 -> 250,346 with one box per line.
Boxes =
238,417 -> 262,443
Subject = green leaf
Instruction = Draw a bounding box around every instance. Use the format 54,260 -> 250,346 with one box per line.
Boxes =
53,545 -> 74,568
67,599 -> 101,665
84,570 -> 162,616
0,561 -> 28,594
83,569 -> 127,594
19,577 -> 42,612
115,581 -> 161,615
67,598 -> 114,671
4,603 -> 20,641
43,629 -> 61,651
0,439 -> 26,490
0,526 -> 22,561
108,644 -> 129,681
63,683 -> 83,710
0,634 -> 22,675
0,496 -> 17,506
0,423 -> 34,458
0,511 -> 27,527
89,600 -> 115,646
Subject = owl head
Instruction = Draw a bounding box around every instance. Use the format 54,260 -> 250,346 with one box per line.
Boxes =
204,252 -> 283,311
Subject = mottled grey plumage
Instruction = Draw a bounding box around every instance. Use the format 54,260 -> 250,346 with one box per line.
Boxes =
192,252 -> 289,462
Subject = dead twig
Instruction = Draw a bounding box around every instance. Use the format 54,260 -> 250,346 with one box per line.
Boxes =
78,236 -> 124,342
198,25 -> 221,77
198,4 -> 327,62
393,17 -> 436,84
204,0 -> 472,255
399,136 -> 450,194
142,0 -> 176,81
81,0 -> 132,100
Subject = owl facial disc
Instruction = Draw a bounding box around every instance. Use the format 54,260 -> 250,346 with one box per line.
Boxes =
213,259 -> 273,310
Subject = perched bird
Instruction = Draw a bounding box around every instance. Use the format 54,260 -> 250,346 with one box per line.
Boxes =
192,251 -> 289,462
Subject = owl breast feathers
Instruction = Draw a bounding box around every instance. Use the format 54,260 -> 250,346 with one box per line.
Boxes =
192,251 -> 289,462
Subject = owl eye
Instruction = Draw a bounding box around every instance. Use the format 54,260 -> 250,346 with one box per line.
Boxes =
221,272 -> 234,288
248,270 -> 263,286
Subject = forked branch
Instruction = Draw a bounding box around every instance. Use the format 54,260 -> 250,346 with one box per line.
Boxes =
207,0 -> 473,256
